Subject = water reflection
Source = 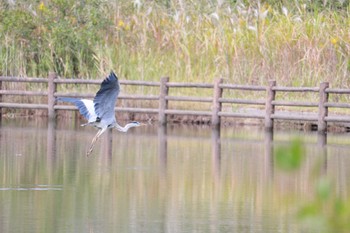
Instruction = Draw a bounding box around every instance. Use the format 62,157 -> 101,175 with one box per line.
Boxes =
104,128 -> 113,161
264,130 -> 274,180
211,127 -> 221,181
157,125 -> 222,180
318,132 -> 328,174
47,120 -> 56,159
158,125 -> 167,174
2,119 -> 350,233
44,121 -> 329,182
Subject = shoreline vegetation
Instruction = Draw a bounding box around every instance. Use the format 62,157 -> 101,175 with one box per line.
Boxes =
0,0 -> 349,86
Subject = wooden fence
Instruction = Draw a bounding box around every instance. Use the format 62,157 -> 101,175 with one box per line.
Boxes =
1,73 -> 350,132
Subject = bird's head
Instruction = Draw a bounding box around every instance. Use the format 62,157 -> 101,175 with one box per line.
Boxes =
129,121 -> 144,127
114,121 -> 146,132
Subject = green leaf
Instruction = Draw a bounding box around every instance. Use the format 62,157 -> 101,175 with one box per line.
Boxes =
275,138 -> 304,171
316,178 -> 331,200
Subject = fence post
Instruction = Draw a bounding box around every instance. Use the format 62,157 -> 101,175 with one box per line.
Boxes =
318,82 -> 329,132
265,80 -> 276,131
48,72 -> 57,120
159,77 -> 169,125
212,78 -> 223,127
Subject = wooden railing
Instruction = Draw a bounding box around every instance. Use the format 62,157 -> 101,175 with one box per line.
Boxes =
1,73 -> 350,132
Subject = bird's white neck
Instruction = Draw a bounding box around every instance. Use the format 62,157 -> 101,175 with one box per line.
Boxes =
113,122 -> 137,132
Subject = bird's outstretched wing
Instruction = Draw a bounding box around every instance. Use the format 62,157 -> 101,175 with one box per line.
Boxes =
57,97 -> 97,122
93,71 -> 120,121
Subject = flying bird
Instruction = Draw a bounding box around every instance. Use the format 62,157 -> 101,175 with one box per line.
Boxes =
58,71 -> 142,156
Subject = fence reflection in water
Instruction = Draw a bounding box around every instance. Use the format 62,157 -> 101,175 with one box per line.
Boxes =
44,122 -> 329,181
1,119 -> 347,233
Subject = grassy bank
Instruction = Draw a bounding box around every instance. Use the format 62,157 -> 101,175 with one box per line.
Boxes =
0,0 -> 349,87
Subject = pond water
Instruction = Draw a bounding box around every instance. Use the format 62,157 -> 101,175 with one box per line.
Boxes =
0,118 -> 350,233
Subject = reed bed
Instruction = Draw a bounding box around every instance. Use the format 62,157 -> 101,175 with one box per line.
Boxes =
0,0 -> 349,104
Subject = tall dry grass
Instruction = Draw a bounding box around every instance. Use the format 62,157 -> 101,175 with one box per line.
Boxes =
0,0 -> 349,87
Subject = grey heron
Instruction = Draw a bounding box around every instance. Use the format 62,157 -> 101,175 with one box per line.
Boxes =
58,71 -> 142,156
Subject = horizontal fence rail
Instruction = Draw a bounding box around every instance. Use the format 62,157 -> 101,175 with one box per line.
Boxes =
1,73 -> 350,132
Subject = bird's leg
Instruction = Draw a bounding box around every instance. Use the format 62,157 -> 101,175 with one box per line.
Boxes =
86,128 -> 107,156
86,131 -> 100,156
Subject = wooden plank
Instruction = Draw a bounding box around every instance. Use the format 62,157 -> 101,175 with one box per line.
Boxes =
218,112 -> 265,119
325,102 -> 350,108
55,93 -> 95,98
164,109 -> 212,116
54,79 -> 160,86
120,80 -> 160,86
325,116 -> 350,122
55,93 -> 159,100
272,86 -> 319,92
272,100 -> 318,107
219,98 -> 265,105
0,102 -> 48,109
0,90 -> 48,96
219,84 -> 265,91
0,76 -> 48,83
54,105 -> 76,110
54,79 -> 100,84
271,113 -> 318,121
326,88 -> 350,94
115,107 -> 158,113
55,105 -> 159,113
119,95 -> 159,100
166,82 -> 214,88
166,96 -> 212,102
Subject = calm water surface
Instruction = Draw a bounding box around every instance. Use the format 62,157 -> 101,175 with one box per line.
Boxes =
1,119 -> 350,233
